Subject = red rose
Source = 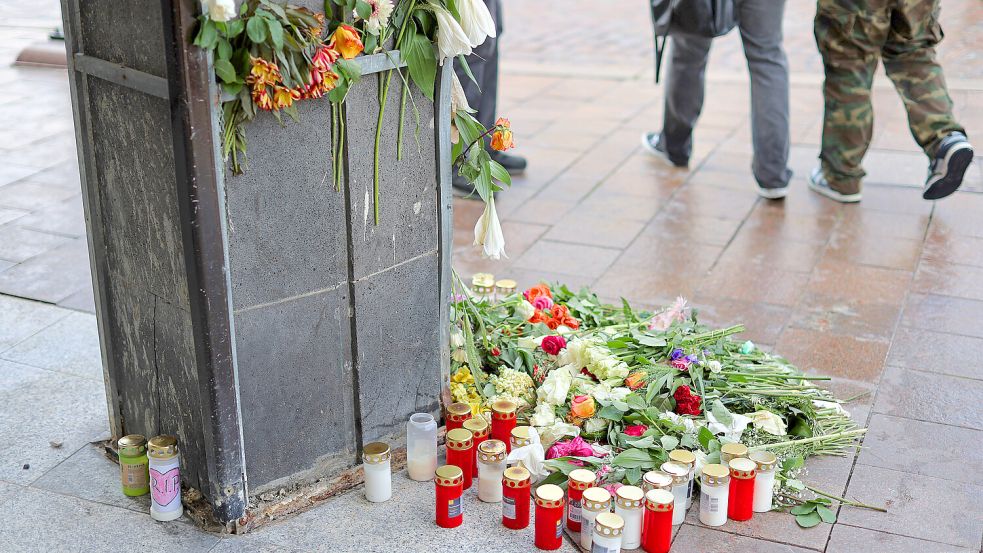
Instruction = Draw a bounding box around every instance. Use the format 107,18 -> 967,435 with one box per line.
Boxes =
673,385 -> 702,416
624,424 -> 648,437
491,347 -> 501,357
541,335 -> 567,356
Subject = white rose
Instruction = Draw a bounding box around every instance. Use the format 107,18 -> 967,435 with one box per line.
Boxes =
529,403 -> 557,427
514,300 -> 536,321
707,360 -> 723,374
449,328 -> 465,349
537,369 -> 572,406
206,0 -> 236,22
750,410 -> 787,436
584,417 -> 608,435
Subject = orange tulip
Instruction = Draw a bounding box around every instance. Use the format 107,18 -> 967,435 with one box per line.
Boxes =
570,395 -> 596,419
330,24 -> 364,60
248,56 -> 281,86
625,371 -> 647,391
251,85 -> 274,111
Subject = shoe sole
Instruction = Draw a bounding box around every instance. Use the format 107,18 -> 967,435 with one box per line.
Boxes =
808,176 -> 862,203
757,186 -> 789,200
923,144 -> 974,200
640,133 -> 687,167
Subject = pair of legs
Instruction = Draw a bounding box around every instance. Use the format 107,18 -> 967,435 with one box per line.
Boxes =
813,0 -> 970,200
656,0 -> 793,191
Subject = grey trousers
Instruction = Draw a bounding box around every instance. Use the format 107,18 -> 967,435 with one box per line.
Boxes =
657,0 -> 793,189
453,0 -> 503,131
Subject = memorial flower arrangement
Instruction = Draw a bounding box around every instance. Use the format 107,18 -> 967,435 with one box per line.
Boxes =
193,0 -> 512,256
451,278 -> 883,525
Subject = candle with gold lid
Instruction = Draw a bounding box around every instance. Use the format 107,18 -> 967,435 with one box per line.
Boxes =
615,485 -> 644,549
566,468 -> 596,533
699,463 -> 730,527
592,512 -> 625,553
464,416 -> 490,478
471,273 -> 495,299
534,484 -> 565,550
362,442 -> 392,503
643,489 -> 674,553
148,435 -> 182,522
580,486 -> 612,550
668,449 -> 697,508
445,428 -> 474,490
491,399 -> 517,452
750,450 -> 778,512
118,434 -> 149,497
502,466 -> 531,529
495,279 -> 517,300
642,470 -> 673,494
720,442 -> 749,464
728,457 -> 757,521
445,402 -> 472,431
477,439 -> 507,502
660,461 -> 689,525
435,465 -> 464,528
510,425 -> 534,450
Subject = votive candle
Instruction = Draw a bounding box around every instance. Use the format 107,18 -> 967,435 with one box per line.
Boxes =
660,461 -> 689,525
668,449 -> 697,509
477,439 -> 507,503
491,399 -> 517,453
642,470 -> 673,495
580,486 -> 612,551
699,464 -> 729,527
445,428 -> 474,490
750,450 -> 778,512
435,465 -> 464,528
728,457 -> 756,521
719,442 -> 748,465
566,468 -> 596,533
592,512 -> 625,553
407,412 -> 438,481
642,489 -> 674,553
502,466 -> 531,529
534,484 -> 566,550
615,485 -> 644,550
445,402 -> 471,431
361,442 -> 392,503
464,416 -> 490,478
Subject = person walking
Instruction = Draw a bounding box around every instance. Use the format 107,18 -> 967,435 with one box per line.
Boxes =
452,0 -> 527,195
642,0 -> 794,200
809,0 -> 974,202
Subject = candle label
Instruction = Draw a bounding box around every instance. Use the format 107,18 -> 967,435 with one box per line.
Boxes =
447,497 -> 462,518
555,519 -> 563,538
502,496 -> 516,519
568,499 -> 582,523
591,544 -> 617,553
701,491 -> 720,512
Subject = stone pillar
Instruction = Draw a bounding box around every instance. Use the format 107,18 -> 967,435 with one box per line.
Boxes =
61,0 -> 452,525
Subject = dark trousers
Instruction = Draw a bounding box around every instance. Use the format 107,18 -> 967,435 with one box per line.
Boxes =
453,0 -> 502,130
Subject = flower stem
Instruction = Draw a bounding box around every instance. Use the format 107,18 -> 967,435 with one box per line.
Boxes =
805,485 -> 887,512
748,429 -> 867,451
397,76 -> 408,161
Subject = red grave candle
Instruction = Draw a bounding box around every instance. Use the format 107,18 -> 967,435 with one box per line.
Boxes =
642,489 -> 674,553
502,466 -> 531,529
446,428 -> 474,491
534,484 -> 566,550
463,417 -> 489,478
491,399 -> 517,453
566,468 -> 596,533
445,402 -> 472,431
728,457 -> 756,521
435,465 -> 464,528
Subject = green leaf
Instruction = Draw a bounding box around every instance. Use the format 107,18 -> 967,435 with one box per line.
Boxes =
335,59 -> 362,83
217,38 -> 233,61
782,455 -> 804,472
637,334 -> 668,347
214,59 -> 238,83
785,479 -> 805,491
246,16 -> 268,43
456,54 -> 479,88
698,426 -> 714,449
488,160 -> 511,187
355,0 -> 372,19
795,511 -> 822,528
226,18 -> 245,37
626,394 -> 647,411
259,0 -> 287,19
626,435 -> 655,449
598,405 -> 624,421
266,18 -> 284,50
816,505 -> 836,523
401,28 -> 436,100
221,82 -> 244,97
710,400 -> 733,428
194,19 -> 219,49
660,435 -> 679,451
611,448 -> 656,469
626,466 -> 642,485
790,503 -> 816,515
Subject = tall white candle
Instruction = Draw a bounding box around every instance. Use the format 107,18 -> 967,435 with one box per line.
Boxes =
698,463 -> 730,527
362,442 -> 392,503
661,462 -> 689,525
750,450 -> 778,512
614,486 -> 644,550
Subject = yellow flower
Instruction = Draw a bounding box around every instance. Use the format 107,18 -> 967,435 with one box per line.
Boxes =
248,56 -> 281,86
272,86 -> 300,110
329,24 -> 364,60
490,117 -> 514,151
452,366 -> 475,384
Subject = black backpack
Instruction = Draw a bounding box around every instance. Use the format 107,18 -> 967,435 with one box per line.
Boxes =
650,0 -> 738,82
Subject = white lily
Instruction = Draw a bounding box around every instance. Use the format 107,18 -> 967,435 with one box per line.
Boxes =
205,0 -> 236,21
706,410 -> 752,441
473,197 -> 506,259
433,6 -> 472,61
455,0 -> 496,47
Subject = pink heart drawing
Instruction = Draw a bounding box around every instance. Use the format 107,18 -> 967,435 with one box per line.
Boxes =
150,467 -> 180,507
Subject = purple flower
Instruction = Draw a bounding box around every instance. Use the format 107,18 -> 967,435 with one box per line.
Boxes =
685,354 -> 699,365
670,348 -> 685,360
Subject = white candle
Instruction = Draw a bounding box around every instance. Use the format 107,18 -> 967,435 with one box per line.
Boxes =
477,439 -> 507,502
362,442 -> 392,503
614,486 -> 644,550
750,450 -> 778,512
661,462 -> 689,525
698,463 -> 730,527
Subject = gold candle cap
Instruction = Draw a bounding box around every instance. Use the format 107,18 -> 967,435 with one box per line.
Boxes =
503,466 -> 531,488
472,273 -> 495,288
729,457 -> 757,479
435,464 -> 463,486
645,489 -> 675,511
720,442 -> 749,461
660,461 -> 690,485
534,484 -> 564,508
582,487 -> 612,511
568,468 -> 596,491
668,449 -> 696,467
642,470 -> 673,492
749,450 -> 778,472
491,399 -> 517,416
148,435 -> 178,458
615,485 -> 644,509
446,402 -> 472,422
495,279 -> 517,295
446,428 -> 473,450
118,434 -> 147,456
478,439 -> 507,463
463,417 -> 489,438
362,442 -> 391,464
510,426 -> 533,447
701,463 -> 730,486
594,512 -> 625,537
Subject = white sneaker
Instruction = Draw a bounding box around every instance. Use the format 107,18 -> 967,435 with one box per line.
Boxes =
640,132 -> 687,167
757,185 -> 789,200
808,167 -> 862,203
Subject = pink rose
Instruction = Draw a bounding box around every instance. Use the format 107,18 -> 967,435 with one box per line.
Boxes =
546,436 -> 595,460
540,335 -> 567,356
532,296 -> 554,310
596,464 -> 612,479
671,358 -> 691,372
624,424 -> 648,437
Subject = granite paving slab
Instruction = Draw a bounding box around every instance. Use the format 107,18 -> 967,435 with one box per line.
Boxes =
14,194 -> 86,237
0,294 -> 69,350
826,524 -> 976,553
0,237 -> 92,303
0,179 -> 77,211
0,224 -> 70,263
872,366 -> 983,430
32,443 -> 147,513
671,523 -> 814,553
886,327 -> 983,380
1,310 -> 102,380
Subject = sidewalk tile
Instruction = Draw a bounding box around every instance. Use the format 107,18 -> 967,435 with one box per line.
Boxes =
0,237 -> 91,303
700,261 -> 809,307
837,464 -> 983,549
691,295 -> 792,346
791,293 -> 902,341
827,525 -> 975,553
1,311 -> 102,381
672,524 -> 814,553
58,285 -> 96,313
0,180 -> 77,211
13,194 -> 86,237
873,366 -> 983,429
774,327 -> 888,382
900,293 -> 983,338
545,212 -> 646,248
806,258 -> 911,306
513,240 -> 620,279
886,327 -> 983,380
0,294 -> 68,351
0,225 -> 70,263
922,226 -> 983,267
912,259 -> 983,302
825,232 -> 922,271
32,444 -> 146,513
0,206 -> 28,225
0,162 -> 38,186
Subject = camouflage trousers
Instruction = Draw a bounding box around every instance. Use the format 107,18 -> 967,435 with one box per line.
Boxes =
814,0 -> 965,193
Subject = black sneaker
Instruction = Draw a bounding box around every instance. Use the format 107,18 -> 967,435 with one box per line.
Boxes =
490,151 -> 527,175
924,132 -> 974,200
640,132 -> 687,167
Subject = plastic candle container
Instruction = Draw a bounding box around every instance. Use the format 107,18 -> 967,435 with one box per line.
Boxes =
580,486 -> 612,550
362,442 -> 392,503
445,428 -> 474,490
118,434 -> 149,497
698,464 -> 730,527
495,279 -> 517,300
534,484 -> 566,550
592,512 -> 625,553
464,416 -> 490,478
502,466 -> 531,529
148,435 -> 183,522
719,442 -> 749,465
477,439 -> 507,502
510,425 -> 534,451
615,485 -> 644,550
728,457 -> 756,521
668,449 -> 697,509
491,399 -> 517,453
660,461 -> 689,525
435,465 -> 464,528
566,468 -> 596,533
750,450 -> 778,512
445,402 -> 472,431
407,412 -> 438,481
642,489 -> 674,553
642,470 -> 673,495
